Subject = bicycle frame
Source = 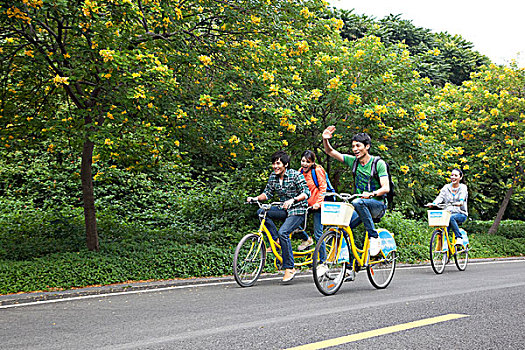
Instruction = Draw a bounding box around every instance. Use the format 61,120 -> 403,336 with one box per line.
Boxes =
254,203 -> 314,268
433,226 -> 459,257
341,225 -> 370,269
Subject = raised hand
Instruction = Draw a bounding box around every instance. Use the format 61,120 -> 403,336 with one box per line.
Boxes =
322,125 -> 336,139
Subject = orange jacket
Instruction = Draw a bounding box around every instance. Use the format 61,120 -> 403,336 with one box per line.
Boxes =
299,166 -> 327,207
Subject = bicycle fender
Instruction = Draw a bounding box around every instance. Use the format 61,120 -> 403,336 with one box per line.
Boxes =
459,228 -> 469,245
377,228 -> 397,255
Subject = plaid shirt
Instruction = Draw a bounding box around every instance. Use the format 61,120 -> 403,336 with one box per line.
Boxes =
263,169 -> 310,216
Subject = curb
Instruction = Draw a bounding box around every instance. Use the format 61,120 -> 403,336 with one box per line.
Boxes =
2,257 -> 523,307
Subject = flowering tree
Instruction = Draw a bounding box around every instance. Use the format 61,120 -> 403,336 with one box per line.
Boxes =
0,0 -> 210,250
0,0 -> 348,249
429,64 -> 525,229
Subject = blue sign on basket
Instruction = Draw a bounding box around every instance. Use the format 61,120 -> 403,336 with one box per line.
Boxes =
323,203 -> 342,213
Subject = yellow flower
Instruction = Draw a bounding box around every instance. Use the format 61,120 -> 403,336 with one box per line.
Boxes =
310,89 -> 322,100
354,50 -> 365,58
328,76 -> 341,90
229,135 -> 240,144
198,55 -> 212,66
99,49 -> 115,62
261,71 -> 274,82
400,165 -> 409,174
282,140 -> 288,146
378,144 -> 388,151
52,74 -> 69,86
348,94 -> 361,105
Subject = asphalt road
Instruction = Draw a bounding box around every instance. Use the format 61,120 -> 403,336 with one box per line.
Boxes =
1,259 -> 524,350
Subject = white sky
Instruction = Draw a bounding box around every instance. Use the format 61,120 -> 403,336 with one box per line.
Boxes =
328,0 -> 525,68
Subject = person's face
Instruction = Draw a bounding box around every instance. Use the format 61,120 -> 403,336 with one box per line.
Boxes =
352,141 -> 369,159
272,159 -> 287,177
450,170 -> 462,184
301,157 -> 314,171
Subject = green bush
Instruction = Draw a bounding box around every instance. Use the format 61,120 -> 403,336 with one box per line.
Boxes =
378,211 -> 431,264
0,242 -> 233,294
463,220 -> 525,239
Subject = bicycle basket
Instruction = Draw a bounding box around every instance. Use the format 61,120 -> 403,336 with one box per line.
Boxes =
427,210 -> 451,226
321,202 -> 354,226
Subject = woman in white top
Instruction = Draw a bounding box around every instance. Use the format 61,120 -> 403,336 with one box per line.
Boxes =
430,168 -> 468,245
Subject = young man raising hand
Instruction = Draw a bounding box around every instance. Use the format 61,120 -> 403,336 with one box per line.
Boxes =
322,126 -> 389,256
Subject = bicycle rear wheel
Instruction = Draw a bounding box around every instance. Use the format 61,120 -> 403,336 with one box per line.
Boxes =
454,244 -> 468,271
367,251 -> 396,289
233,234 -> 266,287
312,228 -> 348,296
430,229 -> 447,274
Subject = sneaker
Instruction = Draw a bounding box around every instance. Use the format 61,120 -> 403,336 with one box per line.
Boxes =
316,263 -> 329,277
282,268 -> 296,282
369,237 -> 381,256
298,237 -> 314,250
455,237 -> 463,246
344,268 -> 356,282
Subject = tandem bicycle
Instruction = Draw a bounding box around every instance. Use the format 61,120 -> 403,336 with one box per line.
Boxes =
312,193 -> 397,296
426,203 -> 469,274
232,200 -> 315,287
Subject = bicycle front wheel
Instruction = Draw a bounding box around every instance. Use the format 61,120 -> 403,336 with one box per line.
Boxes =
233,234 -> 266,287
367,251 -> 396,289
430,229 -> 447,274
312,228 -> 348,296
454,244 -> 468,271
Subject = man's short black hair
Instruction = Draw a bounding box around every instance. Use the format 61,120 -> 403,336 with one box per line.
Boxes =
271,150 -> 290,167
352,133 -> 372,147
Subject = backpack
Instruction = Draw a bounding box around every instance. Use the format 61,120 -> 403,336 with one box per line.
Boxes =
351,156 -> 395,209
301,166 -> 336,201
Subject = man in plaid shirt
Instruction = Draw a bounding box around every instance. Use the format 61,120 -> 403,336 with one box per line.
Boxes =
247,150 -> 310,282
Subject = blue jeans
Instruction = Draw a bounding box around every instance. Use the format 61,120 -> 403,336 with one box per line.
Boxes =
349,198 -> 387,239
258,207 -> 305,269
449,213 -> 467,238
311,210 -> 326,261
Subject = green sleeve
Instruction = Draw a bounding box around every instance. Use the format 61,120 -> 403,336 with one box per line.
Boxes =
343,154 -> 356,168
376,159 -> 388,178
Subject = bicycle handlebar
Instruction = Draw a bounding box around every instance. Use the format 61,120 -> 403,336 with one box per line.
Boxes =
425,203 -> 447,209
246,200 -> 315,211
322,192 -> 363,202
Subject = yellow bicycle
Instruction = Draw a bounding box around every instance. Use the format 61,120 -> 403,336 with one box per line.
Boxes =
233,201 -> 314,287
426,204 -> 469,274
312,193 -> 397,296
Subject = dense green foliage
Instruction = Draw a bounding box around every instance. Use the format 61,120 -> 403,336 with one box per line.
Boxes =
334,11 -> 490,86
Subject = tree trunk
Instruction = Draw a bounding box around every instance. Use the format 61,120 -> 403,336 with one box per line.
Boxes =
488,183 -> 514,235
81,138 -> 99,251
